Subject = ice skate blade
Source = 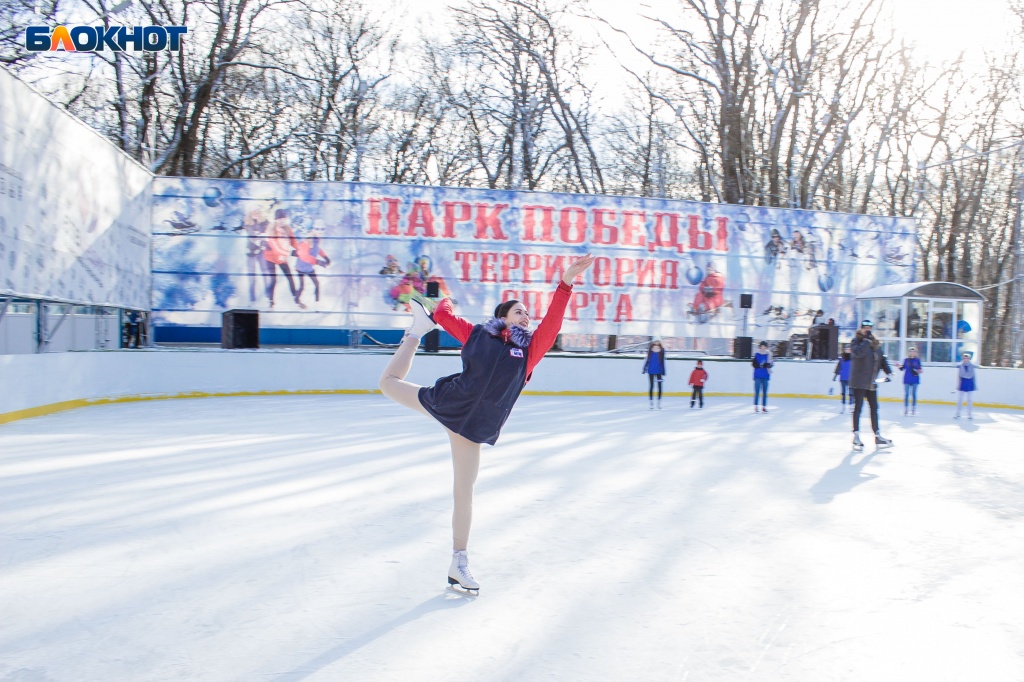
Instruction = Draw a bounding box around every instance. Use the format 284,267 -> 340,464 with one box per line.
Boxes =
447,579 -> 479,595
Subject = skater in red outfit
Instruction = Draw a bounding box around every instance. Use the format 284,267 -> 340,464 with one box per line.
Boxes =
378,253 -> 596,592
688,360 -> 709,408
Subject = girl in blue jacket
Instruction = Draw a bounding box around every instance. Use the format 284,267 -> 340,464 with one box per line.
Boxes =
898,346 -> 923,415
642,340 -> 666,409
833,344 -> 852,413
752,341 -> 773,412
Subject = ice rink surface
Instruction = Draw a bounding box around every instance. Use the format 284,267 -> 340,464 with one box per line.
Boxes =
2,393 -> 1023,682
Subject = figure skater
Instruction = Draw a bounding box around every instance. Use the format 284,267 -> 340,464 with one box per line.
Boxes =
378,253 -> 595,592
642,340 -> 666,410
954,351 -> 978,419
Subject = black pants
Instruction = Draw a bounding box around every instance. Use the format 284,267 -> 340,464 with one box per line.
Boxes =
648,374 -> 663,400
851,388 -> 879,434
690,386 -> 704,407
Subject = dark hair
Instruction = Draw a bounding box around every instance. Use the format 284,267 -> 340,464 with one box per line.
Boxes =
494,299 -> 520,319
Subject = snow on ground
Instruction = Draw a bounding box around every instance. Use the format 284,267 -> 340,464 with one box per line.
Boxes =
1,394 -> 1023,681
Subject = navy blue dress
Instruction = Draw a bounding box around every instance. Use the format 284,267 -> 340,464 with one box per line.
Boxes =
418,325 -> 528,445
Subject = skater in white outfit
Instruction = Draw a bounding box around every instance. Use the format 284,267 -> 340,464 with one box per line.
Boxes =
378,253 -> 595,592
954,352 -> 978,419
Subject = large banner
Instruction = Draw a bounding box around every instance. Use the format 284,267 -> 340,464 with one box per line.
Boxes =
0,68 -> 152,309
151,178 -> 916,338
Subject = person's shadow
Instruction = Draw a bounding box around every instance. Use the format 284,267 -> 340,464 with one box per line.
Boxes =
809,450 -> 879,504
274,591 -> 476,681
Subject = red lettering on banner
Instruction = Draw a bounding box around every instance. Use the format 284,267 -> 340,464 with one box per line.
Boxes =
544,255 -> 569,284
559,207 -> 587,244
443,202 -> 472,239
592,257 -> 611,287
614,294 -> 633,322
521,290 -> 552,319
660,260 -> 679,289
568,291 -> 590,320
636,259 -> 657,288
715,216 -> 729,250
522,205 -> 555,242
366,198 -> 401,236
689,214 -> 714,250
500,253 -> 521,283
480,252 -> 498,281
614,258 -> 635,287
621,211 -> 647,247
522,253 -> 543,283
454,251 -> 478,282
650,212 -> 684,253
592,209 -> 618,245
592,292 -> 613,321
407,201 -> 436,237
474,204 -> 510,240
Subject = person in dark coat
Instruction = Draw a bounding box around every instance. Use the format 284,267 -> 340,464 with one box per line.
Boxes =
378,253 -> 595,592
642,340 -> 666,410
849,319 -> 893,447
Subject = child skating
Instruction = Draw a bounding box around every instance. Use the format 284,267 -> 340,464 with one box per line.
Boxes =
833,344 -> 851,413
954,351 -> 978,419
752,341 -> 773,412
688,360 -> 708,408
898,346 -> 923,415
642,340 -> 666,410
378,253 -> 595,593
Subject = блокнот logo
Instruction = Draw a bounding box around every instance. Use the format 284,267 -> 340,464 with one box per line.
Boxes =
25,25 -> 187,52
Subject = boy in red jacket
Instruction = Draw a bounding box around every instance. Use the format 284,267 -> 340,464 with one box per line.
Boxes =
688,360 -> 709,408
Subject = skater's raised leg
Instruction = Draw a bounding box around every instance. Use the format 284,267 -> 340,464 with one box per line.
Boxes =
378,301 -> 437,416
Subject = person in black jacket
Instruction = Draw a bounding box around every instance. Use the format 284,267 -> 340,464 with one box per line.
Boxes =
849,320 -> 893,448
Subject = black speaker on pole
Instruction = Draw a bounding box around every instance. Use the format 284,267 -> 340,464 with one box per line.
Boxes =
222,309 -> 259,349
734,336 -> 753,359
739,293 -> 753,309
423,283 -> 440,352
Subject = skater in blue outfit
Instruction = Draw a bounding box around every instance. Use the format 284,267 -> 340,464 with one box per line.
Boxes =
832,344 -> 852,413
898,346 -> 923,415
954,352 -> 978,419
642,340 -> 666,409
752,341 -> 773,413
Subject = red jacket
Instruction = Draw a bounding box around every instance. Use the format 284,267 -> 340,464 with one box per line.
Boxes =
432,281 -> 572,382
688,368 -> 708,387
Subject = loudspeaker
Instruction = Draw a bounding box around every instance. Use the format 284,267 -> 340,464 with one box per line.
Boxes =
221,309 -> 259,349
739,294 -> 753,309
426,281 -> 440,298
734,336 -> 753,359
810,325 -> 839,360
423,329 -> 440,353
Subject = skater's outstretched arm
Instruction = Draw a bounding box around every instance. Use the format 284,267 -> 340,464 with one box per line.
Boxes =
432,299 -> 473,345
527,254 -> 595,378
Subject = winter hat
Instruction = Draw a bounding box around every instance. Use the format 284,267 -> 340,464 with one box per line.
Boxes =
861,319 -> 873,327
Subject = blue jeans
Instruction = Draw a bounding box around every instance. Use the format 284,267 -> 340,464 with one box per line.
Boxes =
904,383 -> 918,408
753,377 -> 769,406
839,380 -> 849,404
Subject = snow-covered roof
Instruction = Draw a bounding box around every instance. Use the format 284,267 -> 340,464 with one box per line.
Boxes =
855,282 -> 985,301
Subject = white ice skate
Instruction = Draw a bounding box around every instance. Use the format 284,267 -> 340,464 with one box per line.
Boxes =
852,432 -> 863,451
407,299 -> 437,340
448,550 -> 479,593
874,432 -> 893,447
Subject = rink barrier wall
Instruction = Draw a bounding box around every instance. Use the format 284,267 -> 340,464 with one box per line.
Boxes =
2,350 -> 1021,424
